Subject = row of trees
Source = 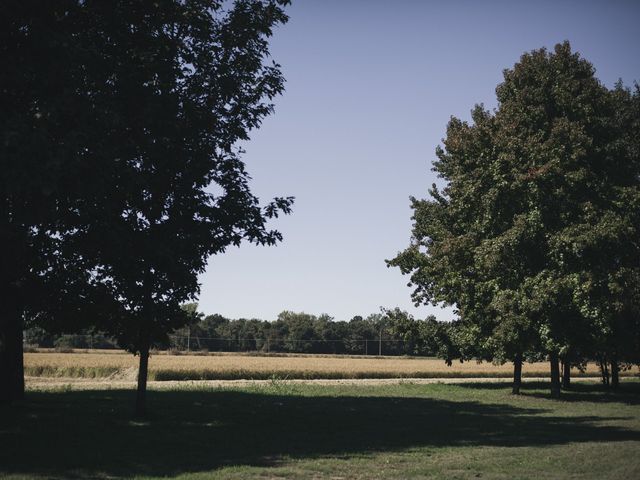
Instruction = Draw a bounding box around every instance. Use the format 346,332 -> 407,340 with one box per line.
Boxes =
388,42 -> 640,397
173,308 -> 469,362
26,307 -> 462,357
1,0 -> 292,415
28,301 -> 634,387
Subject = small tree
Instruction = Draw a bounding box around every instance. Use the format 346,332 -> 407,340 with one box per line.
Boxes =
278,311 -> 317,353
384,308 -> 420,355
366,312 -> 388,356
65,0 -> 294,416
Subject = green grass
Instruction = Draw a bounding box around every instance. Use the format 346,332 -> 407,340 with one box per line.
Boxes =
1,381 -> 639,479
151,368 -> 534,380
151,368 -> 613,381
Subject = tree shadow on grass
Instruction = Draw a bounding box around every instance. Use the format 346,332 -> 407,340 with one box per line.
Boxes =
456,381 -> 640,405
528,382 -> 640,404
1,386 -> 639,478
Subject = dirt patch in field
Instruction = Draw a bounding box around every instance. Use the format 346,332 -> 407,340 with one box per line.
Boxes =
106,366 -> 138,381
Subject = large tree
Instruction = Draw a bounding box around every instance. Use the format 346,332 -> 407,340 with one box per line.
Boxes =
76,0 -> 293,416
566,82 -> 640,387
389,42 -> 639,397
1,0 -> 293,412
0,1 -> 121,404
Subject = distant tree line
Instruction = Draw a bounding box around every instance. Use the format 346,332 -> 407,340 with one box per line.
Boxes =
26,301 -> 638,388
25,307 -> 461,357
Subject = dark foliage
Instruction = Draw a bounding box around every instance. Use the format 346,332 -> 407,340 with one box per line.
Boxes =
1,1 -> 294,410
388,42 -> 640,396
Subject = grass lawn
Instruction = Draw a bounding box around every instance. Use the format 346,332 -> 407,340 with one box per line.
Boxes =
1,381 -> 639,479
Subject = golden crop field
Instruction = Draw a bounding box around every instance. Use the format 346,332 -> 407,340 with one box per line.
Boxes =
23,350 -> 609,381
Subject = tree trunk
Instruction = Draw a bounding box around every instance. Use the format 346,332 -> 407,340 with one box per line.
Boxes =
0,300 -> 24,405
550,352 -> 561,398
611,358 -> 619,389
512,353 -> 523,395
135,339 -> 150,417
561,357 -> 571,390
599,359 -> 610,386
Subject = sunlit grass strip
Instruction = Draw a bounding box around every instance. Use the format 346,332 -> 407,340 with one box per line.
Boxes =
149,369 -> 621,381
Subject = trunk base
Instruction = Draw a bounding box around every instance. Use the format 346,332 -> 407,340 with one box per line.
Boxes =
599,359 -> 610,387
561,358 -> 571,390
512,354 -> 523,395
611,360 -> 619,389
135,342 -> 150,417
0,302 -> 25,405
550,353 -> 561,398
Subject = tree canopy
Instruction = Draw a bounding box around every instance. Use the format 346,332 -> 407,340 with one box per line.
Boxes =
388,42 -> 640,396
1,0 -> 293,411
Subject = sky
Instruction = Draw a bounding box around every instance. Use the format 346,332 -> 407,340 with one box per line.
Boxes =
198,0 -> 640,321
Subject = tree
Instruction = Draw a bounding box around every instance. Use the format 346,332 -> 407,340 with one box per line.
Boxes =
389,42 -> 639,397
1,0 -> 293,413
345,315 -> 373,354
1,1 -> 126,404
74,0 -> 292,416
199,314 -> 231,351
278,311 -> 317,353
417,317 -> 468,363
384,308 -> 420,355
366,313 -> 389,355
387,101 -> 532,393
567,82 -> 640,388
313,314 -> 341,354
171,304 -> 205,351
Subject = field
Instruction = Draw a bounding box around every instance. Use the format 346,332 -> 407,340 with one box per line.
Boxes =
23,350 -> 614,382
2,381 -> 640,479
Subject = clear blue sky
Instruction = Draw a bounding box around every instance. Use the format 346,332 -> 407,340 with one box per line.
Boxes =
198,0 -> 640,321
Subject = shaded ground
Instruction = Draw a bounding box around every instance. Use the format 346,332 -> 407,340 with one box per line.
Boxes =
1,382 -> 639,479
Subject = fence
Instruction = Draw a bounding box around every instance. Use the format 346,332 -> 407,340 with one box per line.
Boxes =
166,334 -> 410,355
25,333 -> 416,356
